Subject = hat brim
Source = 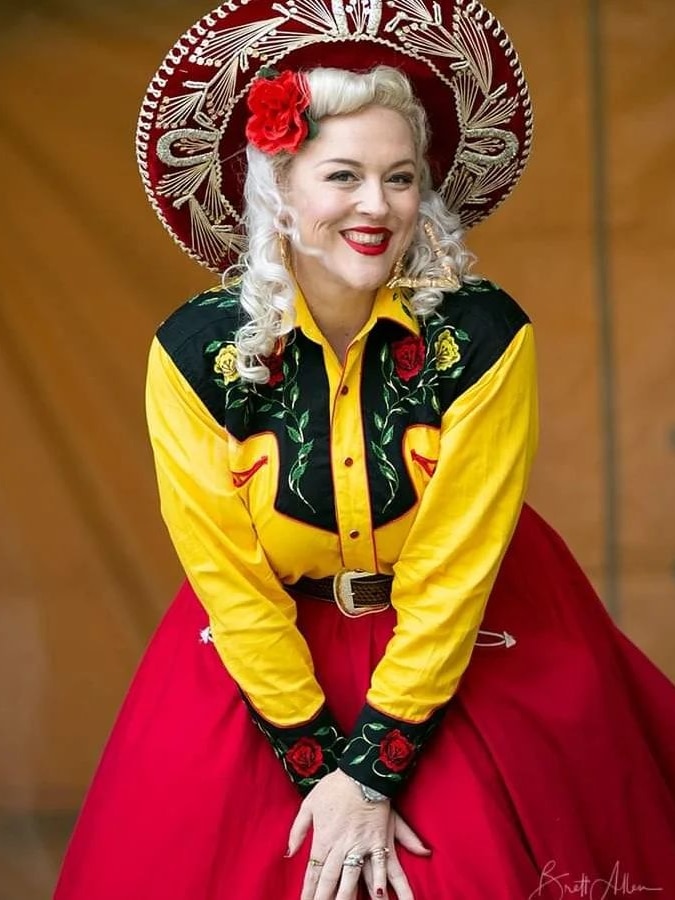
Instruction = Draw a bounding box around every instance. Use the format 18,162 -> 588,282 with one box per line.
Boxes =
136,0 -> 533,272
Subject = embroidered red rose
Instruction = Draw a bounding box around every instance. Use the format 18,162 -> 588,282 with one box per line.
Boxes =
378,729 -> 415,773
261,351 -> 284,386
245,70 -> 311,155
390,335 -> 425,382
285,737 -> 324,777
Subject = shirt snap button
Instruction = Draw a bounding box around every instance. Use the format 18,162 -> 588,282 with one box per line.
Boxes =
344,457 -> 354,467
348,530 -> 360,539
340,385 -> 349,396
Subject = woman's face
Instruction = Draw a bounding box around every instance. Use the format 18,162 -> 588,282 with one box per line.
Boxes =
284,105 -> 421,303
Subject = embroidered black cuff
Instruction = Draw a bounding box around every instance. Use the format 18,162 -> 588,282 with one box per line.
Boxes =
338,703 -> 445,799
246,702 -> 347,796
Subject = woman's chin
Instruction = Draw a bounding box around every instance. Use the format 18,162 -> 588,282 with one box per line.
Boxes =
341,265 -> 392,295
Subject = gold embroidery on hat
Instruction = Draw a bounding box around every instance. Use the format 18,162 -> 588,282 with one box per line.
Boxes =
137,0 -> 533,271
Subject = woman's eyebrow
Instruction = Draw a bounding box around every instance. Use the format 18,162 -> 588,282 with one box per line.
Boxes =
316,157 -> 416,169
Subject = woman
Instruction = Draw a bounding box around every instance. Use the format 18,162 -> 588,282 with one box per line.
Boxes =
55,2 -> 675,899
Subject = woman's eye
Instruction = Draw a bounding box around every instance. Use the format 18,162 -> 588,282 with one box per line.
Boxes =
327,170 -> 357,182
389,172 -> 415,185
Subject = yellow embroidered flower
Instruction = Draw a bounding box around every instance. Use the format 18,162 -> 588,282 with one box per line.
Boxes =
434,330 -> 461,370
213,344 -> 239,384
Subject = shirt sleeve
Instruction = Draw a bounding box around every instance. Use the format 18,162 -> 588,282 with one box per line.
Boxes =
338,322 -> 538,797
146,336 -> 345,794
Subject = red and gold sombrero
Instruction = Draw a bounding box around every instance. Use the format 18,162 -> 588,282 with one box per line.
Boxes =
136,0 -> 533,273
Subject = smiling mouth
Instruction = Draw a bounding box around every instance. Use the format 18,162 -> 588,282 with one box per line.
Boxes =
342,230 -> 389,245
341,228 -> 392,256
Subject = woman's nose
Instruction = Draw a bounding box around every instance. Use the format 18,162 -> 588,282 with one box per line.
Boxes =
356,179 -> 389,217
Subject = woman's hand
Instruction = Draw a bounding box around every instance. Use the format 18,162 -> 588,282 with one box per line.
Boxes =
287,768 -> 430,900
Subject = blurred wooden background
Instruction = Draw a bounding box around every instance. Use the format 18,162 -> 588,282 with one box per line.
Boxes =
0,1 -> 673,896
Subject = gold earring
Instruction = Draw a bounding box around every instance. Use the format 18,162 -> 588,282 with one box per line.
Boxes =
386,252 -> 406,290
278,233 -> 292,272
387,222 -> 461,292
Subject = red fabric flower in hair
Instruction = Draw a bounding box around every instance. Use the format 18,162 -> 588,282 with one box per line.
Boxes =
285,737 -> 324,777
245,69 -> 312,155
391,335 -> 426,382
378,729 -> 415,773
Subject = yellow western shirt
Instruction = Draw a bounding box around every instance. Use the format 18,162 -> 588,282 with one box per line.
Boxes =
146,278 -> 538,797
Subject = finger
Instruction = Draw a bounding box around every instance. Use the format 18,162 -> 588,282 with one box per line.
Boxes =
308,850 -> 343,900
299,855 -> 325,900
368,846 -> 389,898
385,848 -> 414,900
287,801 -> 313,857
334,854 -> 363,900
362,859 -> 375,895
362,859 -> 386,900
313,850 -> 346,900
393,813 -> 431,856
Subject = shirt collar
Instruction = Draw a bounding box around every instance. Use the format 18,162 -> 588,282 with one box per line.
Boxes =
292,284 -> 420,345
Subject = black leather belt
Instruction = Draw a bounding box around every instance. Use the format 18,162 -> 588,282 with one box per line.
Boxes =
291,571 -> 393,617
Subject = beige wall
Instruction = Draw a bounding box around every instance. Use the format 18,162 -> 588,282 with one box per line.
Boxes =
0,0 -> 673,818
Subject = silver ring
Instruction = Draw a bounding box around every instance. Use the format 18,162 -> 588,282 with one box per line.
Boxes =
308,858 -> 324,868
343,852 -> 365,868
370,847 -> 390,861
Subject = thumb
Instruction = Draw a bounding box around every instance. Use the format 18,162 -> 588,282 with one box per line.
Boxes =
393,812 -> 431,857
286,800 -> 313,858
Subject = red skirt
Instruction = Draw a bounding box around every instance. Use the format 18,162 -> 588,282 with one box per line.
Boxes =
54,506 -> 675,898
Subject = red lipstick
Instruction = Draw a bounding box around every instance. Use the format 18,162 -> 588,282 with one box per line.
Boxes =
341,227 -> 392,257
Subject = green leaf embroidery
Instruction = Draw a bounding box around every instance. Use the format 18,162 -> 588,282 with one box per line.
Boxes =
306,116 -> 320,141
288,454 -> 317,513
287,426 -> 303,444
379,457 -> 399,488
205,340 -> 224,354
289,458 -> 307,484
259,65 -> 280,79
347,753 -> 369,766
450,366 -> 465,379
272,410 -> 286,419
198,294 -> 238,308
454,329 -> 470,342
299,410 -> 309,430
371,442 -> 388,465
381,425 -> 394,446
374,412 -> 385,431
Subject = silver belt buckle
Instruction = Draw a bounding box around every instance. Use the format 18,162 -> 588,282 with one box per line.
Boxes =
332,569 -> 390,618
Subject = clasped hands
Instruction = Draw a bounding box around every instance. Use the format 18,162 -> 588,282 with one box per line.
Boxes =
287,768 -> 429,900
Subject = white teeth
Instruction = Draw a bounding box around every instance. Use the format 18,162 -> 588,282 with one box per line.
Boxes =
343,230 -> 387,245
